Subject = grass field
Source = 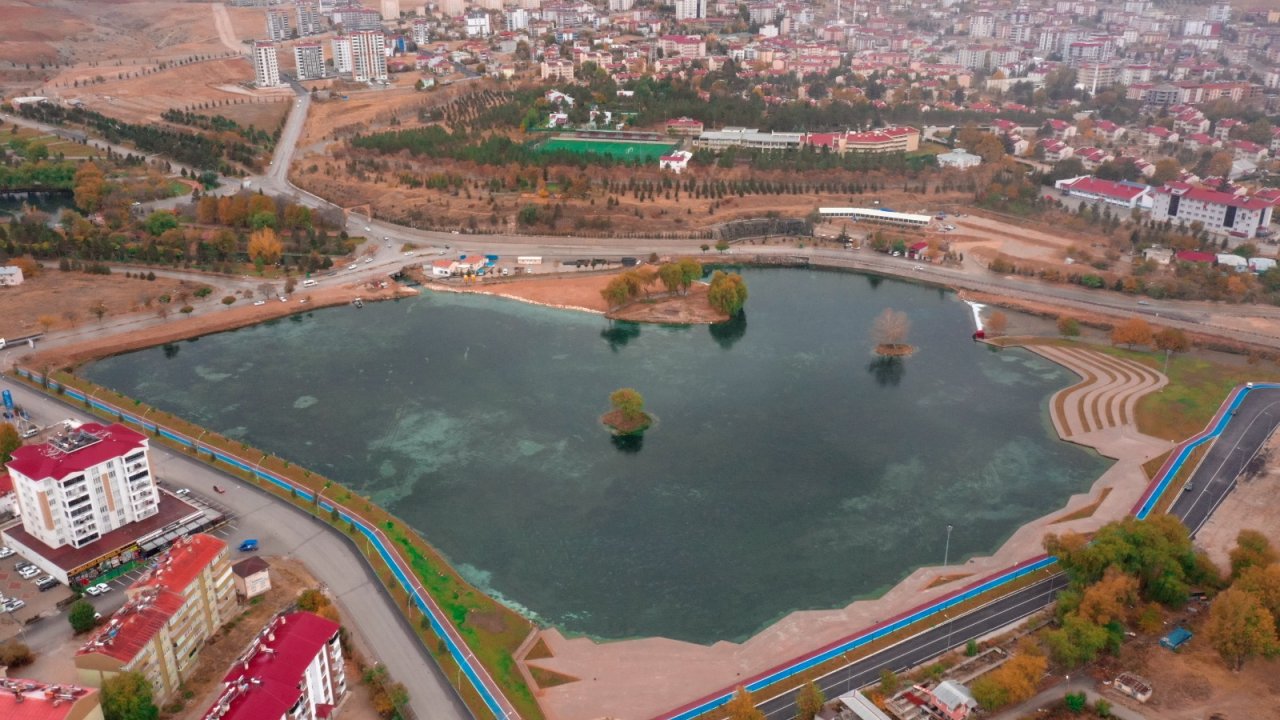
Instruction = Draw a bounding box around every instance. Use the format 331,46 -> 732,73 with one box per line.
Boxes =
538,137 -> 676,161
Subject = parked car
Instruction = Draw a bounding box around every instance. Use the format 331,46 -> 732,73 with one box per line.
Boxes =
85,583 -> 111,596
253,300 -> 266,306
18,566 -> 39,579
0,547 -> 13,559
3,599 -> 25,612
36,576 -> 58,591
238,539 -> 259,552
174,488 -> 190,496
33,574 -> 54,586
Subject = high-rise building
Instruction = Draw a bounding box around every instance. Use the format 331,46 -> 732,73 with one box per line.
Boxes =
332,5 -> 382,30
75,534 -> 237,701
266,8 -> 292,41
465,11 -> 492,37
5,423 -> 158,552
350,30 -> 387,82
506,8 -> 529,31
438,0 -> 465,17
411,17 -> 431,45
253,42 -> 282,86
296,2 -> 324,36
294,42 -> 327,80
200,612 -> 347,720
380,0 -> 400,20
674,0 -> 704,21
331,35 -> 353,74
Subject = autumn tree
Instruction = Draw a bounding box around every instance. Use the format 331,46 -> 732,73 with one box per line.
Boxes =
969,649 -> 1047,709
73,161 -> 106,213
708,271 -> 748,316
725,686 -> 764,720
1077,567 -> 1140,626
795,681 -> 825,720
89,300 -> 109,323
609,388 -> 645,423
872,308 -> 912,353
1230,530 -> 1277,579
658,262 -> 684,294
1151,158 -> 1181,185
1153,326 -> 1189,355
0,423 -> 20,464
985,311 -> 1009,337
601,274 -> 640,309
1207,150 -> 1234,179
1206,587 -> 1277,670
196,195 -> 219,224
247,227 -> 283,266
101,671 -> 159,720
36,314 -> 57,333
1110,317 -> 1153,349
1057,315 -> 1081,337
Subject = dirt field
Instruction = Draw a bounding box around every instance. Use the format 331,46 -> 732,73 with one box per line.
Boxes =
1193,431 -> 1280,573
0,271 -> 208,339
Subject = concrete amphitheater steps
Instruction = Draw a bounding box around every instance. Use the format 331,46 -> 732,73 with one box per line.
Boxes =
1031,345 -> 1167,440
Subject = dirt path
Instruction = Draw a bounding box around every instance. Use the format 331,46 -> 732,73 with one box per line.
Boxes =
212,2 -> 242,55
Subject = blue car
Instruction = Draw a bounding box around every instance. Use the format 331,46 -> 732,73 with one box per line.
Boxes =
238,539 -> 259,552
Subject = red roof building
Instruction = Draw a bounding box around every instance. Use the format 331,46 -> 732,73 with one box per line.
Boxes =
202,612 -> 346,720
0,678 -> 102,720
1175,250 -> 1218,264
1152,181 -> 1275,238
1055,176 -> 1153,209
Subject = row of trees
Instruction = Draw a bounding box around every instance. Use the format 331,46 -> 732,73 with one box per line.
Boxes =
599,258 -> 705,309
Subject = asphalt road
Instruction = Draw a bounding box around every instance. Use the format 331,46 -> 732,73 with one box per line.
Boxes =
749,385 -> 1280,720
0,377 -> 470,720
1171,385 -> 1280,536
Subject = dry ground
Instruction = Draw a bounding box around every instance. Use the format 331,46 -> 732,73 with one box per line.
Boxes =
0,271 -> 208,339
1193,430 -> 1280,574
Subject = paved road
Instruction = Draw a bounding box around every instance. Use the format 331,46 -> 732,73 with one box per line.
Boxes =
0,377 -> 471,720
1171,385 -> 1280,536
748,386 -> 1280,720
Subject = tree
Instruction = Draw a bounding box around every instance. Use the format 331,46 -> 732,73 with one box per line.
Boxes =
707,271 -> 749,315
68,599 -> 97,633
1206,587 -> 1277,670
725,686 -> 764,720
1207,151 -> 1234,179
1044,613 -> 1110,667
73,161 -> 106,213
1151,158 -> 1181,185
878,668 -> 900,695
221,295 -> 236,307
101,671 -> 159,720
872,308 -> 911,351
969,650 -> 1046,710
985,311 -> 1008,337
1230,529 -> 1277,579
1065,692 -> 1088,713
1057,315 -> 1081,337
89,300 -> 109,323
1110,317 -> 1152,349
248,227 -> 283,266
677,258 -> 703,294
609,388 -> 645,423
658,262 -> 685,294
0,422 -> 20,464
143,211 -> 179,236
795,681 -> 825,720
0,641 -> 33,668
37,314 -> 57,332
601,275 -> 638,309
1153,327 -> 1189,354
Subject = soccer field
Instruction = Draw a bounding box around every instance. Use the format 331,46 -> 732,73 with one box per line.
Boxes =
539,137 -> 677,161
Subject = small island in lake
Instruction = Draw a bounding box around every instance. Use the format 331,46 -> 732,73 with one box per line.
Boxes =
602,388 -> 652,435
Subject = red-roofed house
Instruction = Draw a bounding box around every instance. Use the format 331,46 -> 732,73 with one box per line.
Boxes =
1094,120 -> 1126,143
0,678 -> 103,720
5,423 -> 157,552
1175,250 -> 1218,264
1055,176 -> 1153,209
75,534 -> 235,701
201,611 -> 346,720
1143,126 -> 1179,145
665,117 -> 704,136
1231,139 -> 1268,162
1153,182 -> 1276,238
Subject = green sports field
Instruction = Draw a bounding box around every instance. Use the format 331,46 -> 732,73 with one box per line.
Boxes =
538,137 -> 677,161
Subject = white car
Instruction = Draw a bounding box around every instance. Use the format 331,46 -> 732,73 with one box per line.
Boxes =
278,296 -> 288,302
18,566 -> 39,579
174,488 -> 190,496
0,547 -> 13,559
363,257 -> 373,264
403,251 -> 415,257
253,300 -> 266,306
85,583 -> 111,596
3,599 -> 24,612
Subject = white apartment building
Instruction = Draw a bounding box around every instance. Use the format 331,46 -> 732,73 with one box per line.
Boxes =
253,42 -> 282,87
610,0 -> 635,10
5,423 -> 158,552
266,8 -> 292,41
332,5 -> 382,30
465,11 -> 492,37
350,30 -> 388,81
1151,182 -> 1276,239
969,12 -> 995,37
201,612 -> 346,720
331,35 -> 353,74
411,17 -> 431,45
506,8 -> 529,31
296,2 -> 324,36
675,0 -> 705,21
294,42 -> 327,80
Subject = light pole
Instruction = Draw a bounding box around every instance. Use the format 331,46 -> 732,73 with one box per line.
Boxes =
944,524 -> 954,568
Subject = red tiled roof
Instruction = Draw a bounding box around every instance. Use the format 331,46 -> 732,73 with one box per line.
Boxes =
7,422 -> 146,481
0,680 -> 99,720
0,470 -> 11,495
1063,177 -> 1148,201
1161,183 -> 1273,210
1175,250 -> 1218,263
133,533 -> 227,597
77,588 -> 185,663
213,612 -> 341,720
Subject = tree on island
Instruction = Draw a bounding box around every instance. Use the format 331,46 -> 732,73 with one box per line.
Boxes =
872,308 -> 913,356
707,271 -> 748,316
603,387 -> 651,435
658,258 -> 702,296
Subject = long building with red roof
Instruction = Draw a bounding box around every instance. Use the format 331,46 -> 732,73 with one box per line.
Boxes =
75,534 -> 236,702
202,611 -> 346,720
1151,181 -> 1277,238
0,678 -> 102,720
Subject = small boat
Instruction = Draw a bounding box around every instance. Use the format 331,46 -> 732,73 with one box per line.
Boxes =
352,298 -> 364,309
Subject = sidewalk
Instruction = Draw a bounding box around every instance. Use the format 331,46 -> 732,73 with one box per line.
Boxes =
990,678 -> 1147,720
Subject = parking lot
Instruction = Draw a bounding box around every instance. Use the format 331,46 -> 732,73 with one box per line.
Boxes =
0,530 -> 74,640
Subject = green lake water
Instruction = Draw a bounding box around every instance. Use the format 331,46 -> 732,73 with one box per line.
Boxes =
83,268 -> 1111,644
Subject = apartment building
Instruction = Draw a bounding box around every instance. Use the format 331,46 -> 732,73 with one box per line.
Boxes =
331,35 -> 353,74
465,11 -> 492,37
254,42 -> 282,87
296,2 -> 324,36
675,0 -> 705,21
332,5 -> 382,30
201,612 -> 346,720
380,0 -> 400,19
1150,182 -> 1276,238
294,42 -> 327,80
350,30 -> 388,82
0,678 -> 103,720
5,423 -> 157,552
411,17 -> 431,45
266,8 -> 292,41
540,59 -> 575,81
658,34 -> 706,58
75,534 -> 237,701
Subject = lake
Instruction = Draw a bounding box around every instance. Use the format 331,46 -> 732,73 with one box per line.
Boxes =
83,268 -> 1111,644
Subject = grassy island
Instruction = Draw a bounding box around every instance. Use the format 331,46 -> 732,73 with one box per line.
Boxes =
602,387 -> 652,435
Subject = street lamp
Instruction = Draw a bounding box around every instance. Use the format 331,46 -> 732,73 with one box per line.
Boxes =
944,524 -> 954,568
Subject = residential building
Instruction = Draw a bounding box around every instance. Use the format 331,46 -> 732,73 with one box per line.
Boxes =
380,0 -> 400,19
465,11 -> 492,37
540,59 -> 575,81
5,423 -> 157,553
75,534 -> 236,701
411,17 -> 431,45
969,12 -> 995,38
253,42 -> 282,87
506,8 -> 529,31
0,264 -> 23,286
675,0 -> 704,21
266,9 -> 292,41
659,34 -> 706,58
296,3 -> 324,36
331,35 -> 353,75
332,5 -> 382,30
919,681 -> 978,720
293,42 -> 327,81
1055,176 -> 1153,209
659,150 -> 692,173
936,148 -> 983,169
0,470 -> 15,516
666,117 -> 704,135
350,30 -> 388,82
200,612 -> 346,720
0,678 -> 103,720
231,556 -> 271,600
1151,182 -> 1276,238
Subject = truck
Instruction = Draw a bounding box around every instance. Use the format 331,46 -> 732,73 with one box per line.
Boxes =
516,256 -> 543,265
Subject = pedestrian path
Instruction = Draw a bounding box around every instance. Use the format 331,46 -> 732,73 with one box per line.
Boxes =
1030,345 -> 1167,439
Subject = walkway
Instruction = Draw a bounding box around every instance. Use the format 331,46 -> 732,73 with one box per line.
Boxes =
1031,345 -> 1167,439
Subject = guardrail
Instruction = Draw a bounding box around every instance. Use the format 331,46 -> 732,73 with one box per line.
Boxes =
14,368 -> 520,720
657,381 -> 1278,720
